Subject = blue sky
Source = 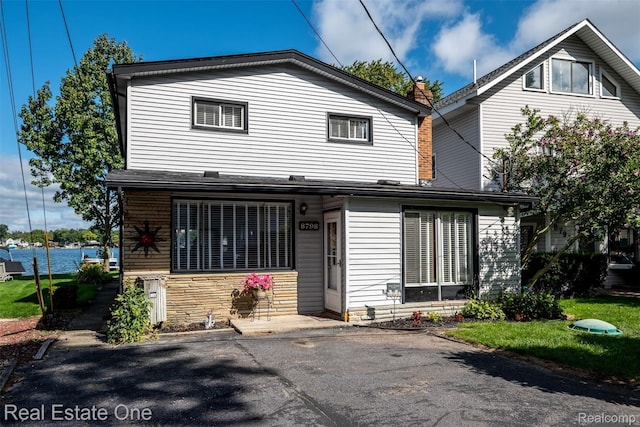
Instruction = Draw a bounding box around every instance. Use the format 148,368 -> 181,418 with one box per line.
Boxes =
1,0 -> 639,232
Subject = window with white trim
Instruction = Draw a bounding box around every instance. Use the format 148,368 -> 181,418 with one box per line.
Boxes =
404,209 -> 474,301
328,114 -> 371,142
193,98 -> 247,131
524,63 -> 544,90
600,70 -> 620,98
551,58 -> 592,95
172,200 -> 292,271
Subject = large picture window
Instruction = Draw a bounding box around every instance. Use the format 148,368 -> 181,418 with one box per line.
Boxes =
404,209 -> 474,301
173,200 -> 292,271
551,58 -> 592,95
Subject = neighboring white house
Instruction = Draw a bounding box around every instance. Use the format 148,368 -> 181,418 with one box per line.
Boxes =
106,50 -> 534,325
432,19 -> 640,259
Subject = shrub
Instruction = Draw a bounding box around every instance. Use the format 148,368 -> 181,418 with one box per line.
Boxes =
106,281 -> 154,345
521,252 -> 607,297
426,311 -> 442,322
497,292 -> 564,320
75,263 -> 111,285
461,298 -> 505,320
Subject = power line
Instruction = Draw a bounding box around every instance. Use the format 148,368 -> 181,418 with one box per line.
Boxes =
0,0 -> 36,239
358,0 -> 498,168
291,0 -> 488,193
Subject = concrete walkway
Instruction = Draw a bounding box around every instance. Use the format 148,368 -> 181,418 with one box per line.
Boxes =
57,280 -> 346,346
230,314 -> 346,336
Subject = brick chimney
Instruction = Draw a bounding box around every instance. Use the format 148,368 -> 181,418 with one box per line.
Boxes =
409,77 -> 433,185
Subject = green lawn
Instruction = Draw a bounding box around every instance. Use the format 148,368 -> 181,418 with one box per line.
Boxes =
0,274 -> 101,318
447,296 -> 640,382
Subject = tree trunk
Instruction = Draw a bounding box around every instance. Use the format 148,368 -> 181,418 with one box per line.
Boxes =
526,233 -> 582,290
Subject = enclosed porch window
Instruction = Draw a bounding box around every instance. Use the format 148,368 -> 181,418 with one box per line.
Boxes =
172,200 -> 292,271
403,209 -> 474,301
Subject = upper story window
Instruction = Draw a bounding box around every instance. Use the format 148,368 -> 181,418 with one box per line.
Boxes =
193,97 -> 248,132
328,114 -> 372,143
524,64 -> 544,91
551,58 -> 593,95
600,70 -> 621,99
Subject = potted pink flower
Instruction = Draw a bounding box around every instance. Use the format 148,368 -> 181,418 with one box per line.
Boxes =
242,273 -> 274,300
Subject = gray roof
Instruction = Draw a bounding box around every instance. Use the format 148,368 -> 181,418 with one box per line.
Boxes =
435,19 -> 640,114
106,169 -> 537,207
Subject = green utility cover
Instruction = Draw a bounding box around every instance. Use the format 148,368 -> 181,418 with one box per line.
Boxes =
568,319 -> 623,335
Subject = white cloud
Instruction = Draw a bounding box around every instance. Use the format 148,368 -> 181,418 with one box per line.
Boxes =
313,0 -> 463,67
432,0 -> 640,85
513,0 -> 640,62
0,154 -> 91,232
433,13 -> 513,79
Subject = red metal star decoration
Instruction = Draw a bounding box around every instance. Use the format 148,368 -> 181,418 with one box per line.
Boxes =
130,220 -> 163,257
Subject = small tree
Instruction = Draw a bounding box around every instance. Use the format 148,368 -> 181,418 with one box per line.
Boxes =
341,59 -> 443,101
492,107 -> 640,288
18,34 -> 141,271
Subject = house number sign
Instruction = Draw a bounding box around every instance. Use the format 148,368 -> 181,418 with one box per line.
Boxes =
299,221 -> 320,231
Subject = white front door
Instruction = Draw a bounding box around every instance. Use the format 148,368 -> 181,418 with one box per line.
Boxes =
324,211 -> 342,313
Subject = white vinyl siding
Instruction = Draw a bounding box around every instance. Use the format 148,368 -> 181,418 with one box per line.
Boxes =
478,36 -> 640,191
477,207 -> 521,296
127,65 -> 417,184
344,199 -> 402,308
432,108 -> 482,190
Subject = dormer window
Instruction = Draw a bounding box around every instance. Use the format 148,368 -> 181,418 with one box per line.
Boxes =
193,97 -> 248,132
524,64 -> 544,90
600,70 -> 620,99
551,58 -> 593,95
328,114 -> 372,143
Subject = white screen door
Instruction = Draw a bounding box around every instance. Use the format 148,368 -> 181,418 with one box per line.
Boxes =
324,211 -> 342,313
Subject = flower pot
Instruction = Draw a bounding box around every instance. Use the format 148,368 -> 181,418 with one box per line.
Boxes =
253,289 -> 268,300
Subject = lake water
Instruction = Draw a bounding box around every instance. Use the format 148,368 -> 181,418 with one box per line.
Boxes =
1,247 -> 120,276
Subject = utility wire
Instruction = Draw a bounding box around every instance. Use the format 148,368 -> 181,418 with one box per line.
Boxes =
58,0 -> 78,68
291,0 -> 486,192
0,0 -> 36,241
358,0 -> 498,167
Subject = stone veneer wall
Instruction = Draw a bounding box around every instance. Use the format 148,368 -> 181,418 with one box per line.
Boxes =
124,271 -> 299,325
122,190 -> 298,325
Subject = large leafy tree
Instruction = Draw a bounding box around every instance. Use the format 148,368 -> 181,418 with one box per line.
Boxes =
492,107 -> 640,287
341,59 -> 443,101
18,34 -> 140,269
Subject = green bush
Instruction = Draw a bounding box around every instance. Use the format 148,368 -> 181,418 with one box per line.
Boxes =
106,281 -> 154,345
521,252 -> 607,297
461,298 -> 505,320
75,263 -> 111,285
497,292 -> 564,320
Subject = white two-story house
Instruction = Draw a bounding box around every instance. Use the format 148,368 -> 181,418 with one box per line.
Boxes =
106,50 -> 534,325
433,19 -> 640,261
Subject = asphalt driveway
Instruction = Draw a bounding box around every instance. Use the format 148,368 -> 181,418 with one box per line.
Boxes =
1,327 -> 639,426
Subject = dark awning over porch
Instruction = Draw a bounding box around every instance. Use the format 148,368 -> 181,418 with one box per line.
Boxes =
106,169 -> 537,208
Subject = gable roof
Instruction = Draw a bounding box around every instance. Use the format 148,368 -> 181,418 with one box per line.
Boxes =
434,19 -> 640,116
